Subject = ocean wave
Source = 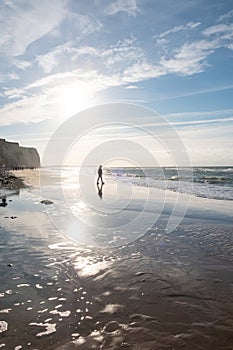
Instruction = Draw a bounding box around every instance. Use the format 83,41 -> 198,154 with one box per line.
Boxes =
107,167 -> 233,201
194,176 -> 232,185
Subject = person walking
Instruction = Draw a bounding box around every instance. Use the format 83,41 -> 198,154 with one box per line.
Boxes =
97,165 -> 104,185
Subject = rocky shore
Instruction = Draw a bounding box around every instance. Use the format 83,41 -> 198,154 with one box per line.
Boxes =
0,171 -> 26,190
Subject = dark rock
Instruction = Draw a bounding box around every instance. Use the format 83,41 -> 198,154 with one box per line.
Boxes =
104,321 -> 120,333
40,199 -> 54,205
0,197 -> 7,207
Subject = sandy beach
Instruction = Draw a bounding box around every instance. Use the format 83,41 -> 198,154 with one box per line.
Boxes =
0,168 -> 233,350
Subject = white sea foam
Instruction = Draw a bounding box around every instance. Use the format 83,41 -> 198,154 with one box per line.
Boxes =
100,304 -> 124,314
72,333 -> 80,337
0,309 -> 11,314
0,321 -> 8,333
29,322 -> 56,337
50,310 -> 71,317
73,337 -> 85,345
38,309 -> 48,313
17,284 -> 30,288
73,256 -> 112,277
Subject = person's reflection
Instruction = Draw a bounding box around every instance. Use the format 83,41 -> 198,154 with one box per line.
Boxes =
97,182 -> 104,199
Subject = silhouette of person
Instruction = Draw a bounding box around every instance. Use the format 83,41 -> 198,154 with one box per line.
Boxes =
97,165 -> 104,185
97,182 -> 103,199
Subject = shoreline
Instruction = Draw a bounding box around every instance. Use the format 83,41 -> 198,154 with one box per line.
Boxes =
0,169 -> 233,349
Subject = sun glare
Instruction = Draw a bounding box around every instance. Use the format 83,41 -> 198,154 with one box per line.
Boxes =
55,82 -> 100,118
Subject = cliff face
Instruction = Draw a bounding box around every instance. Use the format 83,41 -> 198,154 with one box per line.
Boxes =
0,139 -> 40,169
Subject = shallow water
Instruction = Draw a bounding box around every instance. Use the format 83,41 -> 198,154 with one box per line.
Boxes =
0,189 -> 78,349
38,167 -> 233,247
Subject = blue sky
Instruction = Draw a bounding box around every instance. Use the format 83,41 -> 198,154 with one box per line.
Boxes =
0,0 -> 232,166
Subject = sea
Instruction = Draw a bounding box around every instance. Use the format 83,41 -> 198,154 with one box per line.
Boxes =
105,166 -> 233,201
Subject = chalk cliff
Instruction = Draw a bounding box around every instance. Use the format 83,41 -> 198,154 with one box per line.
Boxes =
0,138 -> 40,169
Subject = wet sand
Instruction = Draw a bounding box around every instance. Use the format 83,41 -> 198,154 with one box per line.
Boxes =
0,169 -> 233,349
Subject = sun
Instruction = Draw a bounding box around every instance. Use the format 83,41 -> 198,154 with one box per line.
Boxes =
58,83 -> 96,117
49,80 -> 101,121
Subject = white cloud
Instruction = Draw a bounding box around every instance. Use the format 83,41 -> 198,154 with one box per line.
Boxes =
36,37 -> 145,74
160,39 -> 220,75
63,114 -> 233,166
154,21 -> 233,76
3,87 -> 23,99
203,23 -> 233,51
203,23 -> 233,36
226,43 -> 233,50
98,38 -> 145,70
125,85 -> 138,89
8,72 -> 19,80
155,84 -> 233,102
177,122 -> 233,165
67,12 -> 103,36
172,116 -> 233,127
37,53 -> 59,74
0,62 -> 159,127
123,62 -> 164,81
218,9 -> 233,22
155,22 -> 201,39
12,59 -> 32,70
1,30 -> 230,128
0,93 -> 55,126
165,108 -> 233,119
0,0 -> 66,56
105,0 -> 139,16
0,69 -> 120,126
1,10 -> 233,129
36,42 -> 74,73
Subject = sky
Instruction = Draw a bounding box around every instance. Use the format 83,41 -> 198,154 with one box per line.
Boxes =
0,0 -> 232,166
